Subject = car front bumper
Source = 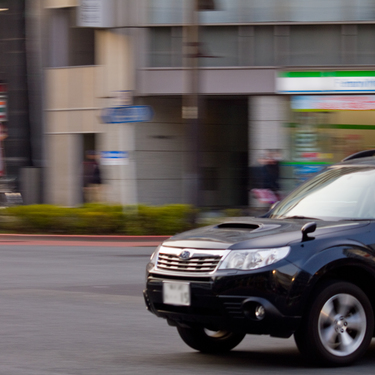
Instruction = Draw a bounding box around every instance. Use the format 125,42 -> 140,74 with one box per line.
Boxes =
144,272 -> 301,338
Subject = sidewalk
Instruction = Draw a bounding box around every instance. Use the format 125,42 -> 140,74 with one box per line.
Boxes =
0,234 -> 170,247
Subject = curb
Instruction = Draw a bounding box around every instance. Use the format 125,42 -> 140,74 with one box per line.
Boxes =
0,234 -> 171,242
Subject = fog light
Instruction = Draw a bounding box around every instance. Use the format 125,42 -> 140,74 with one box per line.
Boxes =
255,304 -> 265,320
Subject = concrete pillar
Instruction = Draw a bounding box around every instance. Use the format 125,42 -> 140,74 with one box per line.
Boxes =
96,29 -> 137,205
248,95 -> 288,207
45,134 -> 81,206
20,167 -> 42,205
249,96 -> 288,164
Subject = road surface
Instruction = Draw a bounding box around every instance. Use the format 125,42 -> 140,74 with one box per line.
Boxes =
0,237 -> 374,374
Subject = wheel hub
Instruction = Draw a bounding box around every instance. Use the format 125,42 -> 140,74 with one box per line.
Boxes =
318,293 -> 367,357
334,316 -> 348,333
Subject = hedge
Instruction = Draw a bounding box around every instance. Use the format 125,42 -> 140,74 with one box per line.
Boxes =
0,203 -> 198,235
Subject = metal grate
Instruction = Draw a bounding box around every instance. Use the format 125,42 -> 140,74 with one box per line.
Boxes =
222,301 -> 244,319
157,252 -> 222,273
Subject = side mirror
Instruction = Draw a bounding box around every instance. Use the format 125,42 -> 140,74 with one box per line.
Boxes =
301,222 -> 317,242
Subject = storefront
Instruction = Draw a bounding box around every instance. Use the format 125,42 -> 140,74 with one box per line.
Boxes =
0,83 -> 7,177
277,71 -> 375,186
0,83 -> 6,123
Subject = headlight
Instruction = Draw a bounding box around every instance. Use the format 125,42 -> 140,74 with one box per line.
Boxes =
146,245 -> 161,272
149,246 -> 160,263
218,247 -> 290,271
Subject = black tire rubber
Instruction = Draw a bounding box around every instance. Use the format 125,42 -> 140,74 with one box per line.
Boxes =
294,280 -> 374,366
177,325 -> 246,353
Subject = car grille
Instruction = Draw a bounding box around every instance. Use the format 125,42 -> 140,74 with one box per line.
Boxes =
156,251 -> 223,273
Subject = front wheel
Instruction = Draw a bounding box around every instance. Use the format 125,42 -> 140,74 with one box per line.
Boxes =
177,325 -> 246,353
294,281 -> 374,366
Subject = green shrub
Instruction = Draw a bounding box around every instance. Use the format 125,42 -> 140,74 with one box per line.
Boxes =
0,203 -> 196,235
223,208 -> 244,217
73,204 -> 125,234
2,205 -> 74,233
122,204 -> 196,235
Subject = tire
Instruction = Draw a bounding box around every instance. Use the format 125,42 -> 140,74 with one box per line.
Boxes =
294,280 -> 374,366
177,325 -> 246,353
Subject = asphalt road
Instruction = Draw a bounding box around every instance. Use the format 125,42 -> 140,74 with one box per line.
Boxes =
1,240 -> 375,374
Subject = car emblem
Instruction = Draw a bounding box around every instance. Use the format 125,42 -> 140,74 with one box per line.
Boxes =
179,250 -> 191,260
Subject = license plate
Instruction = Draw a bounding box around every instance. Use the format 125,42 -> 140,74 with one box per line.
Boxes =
163,281 -> 190,306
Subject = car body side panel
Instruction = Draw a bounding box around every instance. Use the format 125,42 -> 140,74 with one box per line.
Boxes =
287,243 -> 375,316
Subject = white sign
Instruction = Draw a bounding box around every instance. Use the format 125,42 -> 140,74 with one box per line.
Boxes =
101,151 -> 129,166
277,72 -> 375,94
277,77 -> 331,93
182,106 -> 198,119
113,91 -> 133,107
335,77 -> 375,91
77,0 -> 115,28
291,95 -> 375,111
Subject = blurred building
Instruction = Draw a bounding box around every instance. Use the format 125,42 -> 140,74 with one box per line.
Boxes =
0,0 -> 43,203
37,1 -> 375,207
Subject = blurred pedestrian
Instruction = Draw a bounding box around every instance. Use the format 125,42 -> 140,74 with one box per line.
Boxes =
263,150 -> 280,195
83,150 -> 102,203
251,150 -> 281,207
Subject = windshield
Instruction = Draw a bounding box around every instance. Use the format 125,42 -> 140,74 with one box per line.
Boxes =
270,166 -> 375,221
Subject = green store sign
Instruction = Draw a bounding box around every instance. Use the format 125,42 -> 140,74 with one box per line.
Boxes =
277,71 -> 375,94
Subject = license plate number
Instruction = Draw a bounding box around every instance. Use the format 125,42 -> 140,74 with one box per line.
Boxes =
163,282 -> 190,306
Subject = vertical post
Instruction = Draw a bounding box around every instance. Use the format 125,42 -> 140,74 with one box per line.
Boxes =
119,124 -> 127,208
114,91 -> 138,210
183,0 -> 200,207
119,121 -> 138,210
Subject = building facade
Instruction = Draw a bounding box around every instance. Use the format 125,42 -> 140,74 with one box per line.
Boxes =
0,0 -> 44,204
42,0 -> 375,208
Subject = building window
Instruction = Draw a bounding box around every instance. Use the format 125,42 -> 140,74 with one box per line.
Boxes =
147,0 -> 375,24
357,25 -> 375,65
149,27 -> 182,67
200,27 -> 238,67
149,27 -> 172,67
47,8 -> 95,68
70,27 -> 95,66
148,26 -> 239,68
254,26 -> 275,66
147,0 -> 184,24
147,24 -> 375,69
289,25 -> 341,66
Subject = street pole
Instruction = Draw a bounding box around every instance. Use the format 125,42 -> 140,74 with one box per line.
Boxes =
183,0 -> 216,207
183,0 -> 200,207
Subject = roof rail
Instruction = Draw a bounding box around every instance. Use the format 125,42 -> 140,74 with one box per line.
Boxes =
342,149 -> 375,162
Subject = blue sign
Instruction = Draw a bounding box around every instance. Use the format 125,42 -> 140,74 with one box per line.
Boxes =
294,164 -> 326,183
101,151 -> 129,165
101,105 -> 153,124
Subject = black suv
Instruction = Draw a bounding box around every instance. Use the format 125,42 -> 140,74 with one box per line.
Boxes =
144,150 -> 375,366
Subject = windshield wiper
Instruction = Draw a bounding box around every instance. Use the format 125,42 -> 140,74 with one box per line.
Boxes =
280,215 -> 322,221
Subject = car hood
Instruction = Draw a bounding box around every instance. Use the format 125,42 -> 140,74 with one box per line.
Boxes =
163,218 -> 369,250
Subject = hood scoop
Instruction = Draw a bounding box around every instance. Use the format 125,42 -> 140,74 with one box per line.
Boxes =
216,223 -> 260,231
